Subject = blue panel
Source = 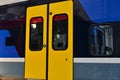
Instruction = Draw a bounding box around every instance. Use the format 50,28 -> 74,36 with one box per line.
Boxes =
0,30 -> 19,57
79,0 -> 120,23
108,0 -> 120,21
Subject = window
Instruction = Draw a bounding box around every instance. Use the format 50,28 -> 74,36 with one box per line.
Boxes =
30,17 -> 43,51
52,14 -> 68,50
90,24 -> 113,56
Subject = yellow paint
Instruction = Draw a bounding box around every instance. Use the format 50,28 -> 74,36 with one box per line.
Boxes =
25,4 -> 47,79
48,1 -> 73,80
25,1 -> 73,80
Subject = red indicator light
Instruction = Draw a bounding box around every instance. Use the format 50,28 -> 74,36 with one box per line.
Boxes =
54,14 -> 67,21
31,17 -> 43,24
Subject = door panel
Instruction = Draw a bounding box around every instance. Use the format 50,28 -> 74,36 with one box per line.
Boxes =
25,4 -> 47,79
48,1 -> 73,80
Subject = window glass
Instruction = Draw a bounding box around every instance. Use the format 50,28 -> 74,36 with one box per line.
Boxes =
30,17 -> 43,51
90,25 -> 113,56
52,14 -> 68,50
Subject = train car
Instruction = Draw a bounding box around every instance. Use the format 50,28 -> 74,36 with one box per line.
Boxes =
25,0 -> 120,80
1,0 -> 120,80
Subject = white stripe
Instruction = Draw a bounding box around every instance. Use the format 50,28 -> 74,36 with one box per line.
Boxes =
0,58 -> 24,62
74,58 -> 120,63
0,0 -> 28,6
0,58 -> 120,63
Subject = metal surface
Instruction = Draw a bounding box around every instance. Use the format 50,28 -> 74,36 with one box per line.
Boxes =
0,0 -> 28,6
25,4 -> 47,79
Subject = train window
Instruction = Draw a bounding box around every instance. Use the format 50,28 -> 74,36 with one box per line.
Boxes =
52,14 -> 68,50
30,17 -> 43,51
90,25 -> 113,56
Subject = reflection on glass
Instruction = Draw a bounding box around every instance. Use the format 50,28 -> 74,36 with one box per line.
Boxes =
30,17 -> 43,51
90,25 -> 113,56
52,14 -> 68,50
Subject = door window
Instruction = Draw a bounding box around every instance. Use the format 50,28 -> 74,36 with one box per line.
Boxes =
30,17 -> 43,51
52,14 -> 68,50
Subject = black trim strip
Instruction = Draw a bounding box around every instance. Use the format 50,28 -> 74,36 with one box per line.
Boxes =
46,3 -> 49,80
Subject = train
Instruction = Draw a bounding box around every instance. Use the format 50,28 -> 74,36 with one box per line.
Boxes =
0,0 -> 120,80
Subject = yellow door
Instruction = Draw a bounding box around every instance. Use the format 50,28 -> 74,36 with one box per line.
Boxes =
48,1 -> 73,80
25,1 -> 73,80
25,4 -> 47,79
